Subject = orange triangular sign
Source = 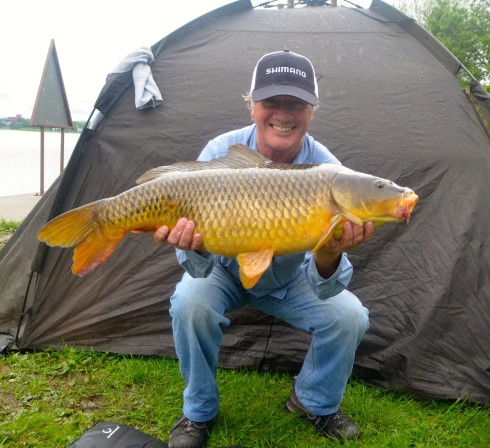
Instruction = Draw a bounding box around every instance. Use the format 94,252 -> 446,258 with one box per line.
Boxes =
30,39 -> 73,128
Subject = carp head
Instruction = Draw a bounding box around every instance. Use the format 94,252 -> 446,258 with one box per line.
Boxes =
330,169 -> 418,226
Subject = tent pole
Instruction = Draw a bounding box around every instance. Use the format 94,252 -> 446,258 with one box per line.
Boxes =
14,269 -> 35,347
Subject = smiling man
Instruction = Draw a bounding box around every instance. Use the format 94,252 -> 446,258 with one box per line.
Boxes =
155,50 -> 374,448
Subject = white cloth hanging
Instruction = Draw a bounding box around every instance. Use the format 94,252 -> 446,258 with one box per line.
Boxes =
111,47 -> 163,110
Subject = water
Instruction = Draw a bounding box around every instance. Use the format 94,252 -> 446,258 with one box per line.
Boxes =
0,130 -> 79,196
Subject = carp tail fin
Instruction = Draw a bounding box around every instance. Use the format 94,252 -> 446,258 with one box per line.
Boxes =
72,227 -> 124,276
37,202 -> 124,277
37,204 -> 98,248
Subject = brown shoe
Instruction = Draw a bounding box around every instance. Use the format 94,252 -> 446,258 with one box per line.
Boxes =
286,384 -> 361,441
168,415 -> 215,448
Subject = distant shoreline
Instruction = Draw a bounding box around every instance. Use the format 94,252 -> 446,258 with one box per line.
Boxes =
0,127 -> 81,134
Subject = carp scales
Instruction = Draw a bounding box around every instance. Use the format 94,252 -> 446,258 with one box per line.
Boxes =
37,144 -> 418,288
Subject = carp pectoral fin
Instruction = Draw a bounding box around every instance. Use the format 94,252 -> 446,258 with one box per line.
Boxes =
339,209 -> 363,226
311,214 -> 344,253
237,248 -> 274,289
311,209 -> 364,253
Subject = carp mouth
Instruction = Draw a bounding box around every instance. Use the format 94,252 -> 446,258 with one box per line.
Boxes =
396,191 -> 419,222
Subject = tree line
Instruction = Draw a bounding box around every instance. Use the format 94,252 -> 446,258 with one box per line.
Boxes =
0,118 -> 86,132
395,0 -> 490,91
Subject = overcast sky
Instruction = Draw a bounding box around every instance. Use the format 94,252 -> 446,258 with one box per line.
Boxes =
1,0 -> 382,122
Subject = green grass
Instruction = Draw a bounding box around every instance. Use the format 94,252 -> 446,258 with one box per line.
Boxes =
0,221 -> 488,445
0,219 -> 21,251
1,348 -> 488,447
0,219 -> 21,235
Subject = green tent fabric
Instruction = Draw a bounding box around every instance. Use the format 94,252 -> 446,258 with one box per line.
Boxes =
1,0 -> 489,405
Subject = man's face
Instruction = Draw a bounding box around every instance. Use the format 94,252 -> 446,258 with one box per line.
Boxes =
250,95 -> 315,162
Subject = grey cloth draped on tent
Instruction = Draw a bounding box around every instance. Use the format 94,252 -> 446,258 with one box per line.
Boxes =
0,0 -> 489,405
110,46 -> 163,110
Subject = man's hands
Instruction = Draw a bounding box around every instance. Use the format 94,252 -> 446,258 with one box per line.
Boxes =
314,221 -> 375,279
154,218 -> 203,252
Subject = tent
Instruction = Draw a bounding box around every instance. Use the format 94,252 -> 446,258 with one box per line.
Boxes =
1,0 -> 489,405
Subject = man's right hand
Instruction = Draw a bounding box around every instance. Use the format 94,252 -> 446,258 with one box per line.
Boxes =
154,218 -> 203,251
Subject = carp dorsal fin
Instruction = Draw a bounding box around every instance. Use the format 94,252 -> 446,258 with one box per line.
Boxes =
236,248 -> 274,289
136,144 -> 272,184
228,144 -> 272,166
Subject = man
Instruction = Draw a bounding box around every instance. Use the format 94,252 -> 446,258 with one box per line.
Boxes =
155,50 -> 374,448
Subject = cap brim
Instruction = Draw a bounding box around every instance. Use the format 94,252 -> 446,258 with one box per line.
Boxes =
251,85 -> 318,105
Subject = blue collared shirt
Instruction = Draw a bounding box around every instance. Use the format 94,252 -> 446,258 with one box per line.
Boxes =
176,124 -> 353,299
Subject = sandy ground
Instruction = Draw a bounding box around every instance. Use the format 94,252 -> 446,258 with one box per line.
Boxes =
0,193 -> 42,221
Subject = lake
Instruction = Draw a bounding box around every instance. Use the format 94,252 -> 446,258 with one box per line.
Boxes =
0,130 -> 79,197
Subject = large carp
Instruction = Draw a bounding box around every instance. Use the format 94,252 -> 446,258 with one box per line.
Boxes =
37,144 -> 418,288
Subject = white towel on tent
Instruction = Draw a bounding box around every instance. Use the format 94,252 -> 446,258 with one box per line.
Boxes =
111,47 -> 163,110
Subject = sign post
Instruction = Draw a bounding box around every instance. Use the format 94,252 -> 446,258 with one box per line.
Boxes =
30,39 -> 73,195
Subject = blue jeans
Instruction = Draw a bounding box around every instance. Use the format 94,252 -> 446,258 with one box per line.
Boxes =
169,265 -> 369,422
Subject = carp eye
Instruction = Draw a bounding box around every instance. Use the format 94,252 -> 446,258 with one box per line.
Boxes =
374,180 -> 385,189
